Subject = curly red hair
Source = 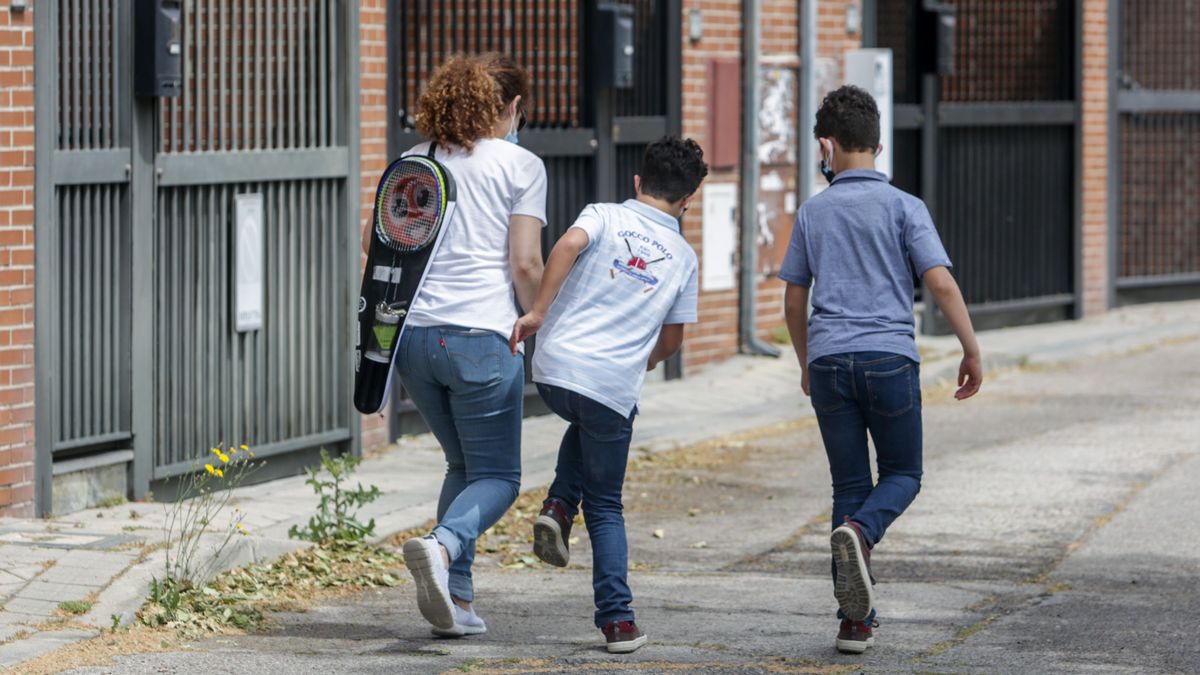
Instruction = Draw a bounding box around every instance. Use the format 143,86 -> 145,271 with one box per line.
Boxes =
415,53 -> 531,151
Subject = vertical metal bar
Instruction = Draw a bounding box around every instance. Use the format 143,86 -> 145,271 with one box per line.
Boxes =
320,0 -> 328,146
265,0 -> 275,149
220,185 -> 232,447
182,0 -> 192,151
288,0 -> 297,149
89,0 -> 99,148
331,1 -> 341,144
207,0 -> 216,150
299,2 -> 310,148
130,6 -> 158,493
1107,0 -> 1121,305
69,0 -> 80,148
346,0 -> 362,453
240,0 -> 249,150
254,0 -> 262,149
218,0 -> 227,150
426,0 -> 434,74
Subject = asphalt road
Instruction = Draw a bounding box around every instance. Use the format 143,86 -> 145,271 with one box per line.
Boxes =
65,339 -> 1200,674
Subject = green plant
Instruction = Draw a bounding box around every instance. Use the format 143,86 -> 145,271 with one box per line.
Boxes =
147,443 -> 261,627
289,449 -> 382,545
57,599 -> 93,615
110,613 -> 121,631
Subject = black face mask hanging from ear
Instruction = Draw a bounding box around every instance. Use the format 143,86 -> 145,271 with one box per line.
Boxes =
819,142 -> 836,184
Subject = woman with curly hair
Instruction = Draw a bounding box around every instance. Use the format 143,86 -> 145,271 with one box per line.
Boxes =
394,53 -> 546,638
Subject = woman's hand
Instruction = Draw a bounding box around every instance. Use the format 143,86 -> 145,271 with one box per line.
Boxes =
509,311 -> 545,355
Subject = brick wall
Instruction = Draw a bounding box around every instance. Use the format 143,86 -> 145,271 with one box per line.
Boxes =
680,0 -> 742,370
0,4 -> 35,517
1080,0 -> 1109,315
359,0 -> 391,451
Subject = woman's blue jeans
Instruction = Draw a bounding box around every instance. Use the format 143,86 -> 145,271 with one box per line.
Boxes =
809,351 -> 923,554
396,325 -> 525,602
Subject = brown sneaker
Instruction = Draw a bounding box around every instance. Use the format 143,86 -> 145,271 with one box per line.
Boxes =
533,498 -> 573,567
831,519 -> 875,622
835,619 -> 877,654
602,620 -> 647,653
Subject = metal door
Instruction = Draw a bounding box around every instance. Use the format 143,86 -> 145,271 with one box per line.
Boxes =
34,1 -> 360,513
386,0 -> 683,436
1112,0 -> 1200,304
869,0 -> 1080,332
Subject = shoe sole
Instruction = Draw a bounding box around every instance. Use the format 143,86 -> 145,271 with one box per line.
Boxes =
432,622 -> 487,638
402,538 -> 455,630
831,526 -> 874,622
607,634 -> 648,653
533,515 -> 570,567
835,636 -> 874,654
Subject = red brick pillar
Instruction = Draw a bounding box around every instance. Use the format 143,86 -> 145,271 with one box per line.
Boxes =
359,0 -> 391,451
1080,0 -> 1110,316
0,5 -> 36,517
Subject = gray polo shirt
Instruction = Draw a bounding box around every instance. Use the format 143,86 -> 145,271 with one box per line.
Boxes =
778,169 -> 952,364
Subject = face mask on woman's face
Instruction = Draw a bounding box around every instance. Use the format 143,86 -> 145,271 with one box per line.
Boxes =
505,110 -> 519,145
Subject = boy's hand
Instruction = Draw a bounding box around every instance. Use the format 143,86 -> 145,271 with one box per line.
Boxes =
955,354 -> 982,400
509,311 -> 544,355
801,364 -> 810,397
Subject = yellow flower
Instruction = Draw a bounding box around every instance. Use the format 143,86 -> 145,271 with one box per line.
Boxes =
204,463 -> 216,475
218,452 -> 230,464
214,468 -> 225,478
239,444 -> 249,452
211,448 -> 221,457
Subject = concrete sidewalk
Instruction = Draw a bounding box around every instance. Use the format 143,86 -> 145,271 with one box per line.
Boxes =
1,300 -> 1197,669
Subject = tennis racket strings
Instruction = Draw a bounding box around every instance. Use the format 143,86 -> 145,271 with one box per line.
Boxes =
375,157 -> 449,253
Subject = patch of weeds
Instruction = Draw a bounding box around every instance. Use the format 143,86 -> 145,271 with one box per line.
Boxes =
95,495 -> 127,509
289,449 -> 382,544
56,600 -> 93,615
137,541 -> 404,637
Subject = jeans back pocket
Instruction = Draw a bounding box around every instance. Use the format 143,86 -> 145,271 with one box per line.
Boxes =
809,362 -> 847,414
865,362 -> 915,417
441,330 -> 505,386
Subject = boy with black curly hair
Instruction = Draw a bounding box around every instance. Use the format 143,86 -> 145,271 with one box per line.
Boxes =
509,136 -> 707,654
780,85 -> 982,654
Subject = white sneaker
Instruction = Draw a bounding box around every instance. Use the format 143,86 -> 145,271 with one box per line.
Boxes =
403,535 -> 455,630
431,603 -> 488,637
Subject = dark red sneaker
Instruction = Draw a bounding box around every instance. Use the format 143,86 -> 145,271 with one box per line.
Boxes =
835,619 -> 876,654
533,497 -> 572,567
831,519 -> 875,621
602,620 -> 647,653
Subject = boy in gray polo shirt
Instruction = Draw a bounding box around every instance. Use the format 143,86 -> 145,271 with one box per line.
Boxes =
780,85 -> 983,654
508,137 -> 707,654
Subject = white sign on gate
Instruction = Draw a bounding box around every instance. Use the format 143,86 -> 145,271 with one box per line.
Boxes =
234,193 -> 264,332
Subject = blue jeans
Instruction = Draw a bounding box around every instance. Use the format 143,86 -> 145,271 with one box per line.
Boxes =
396,325 -> 525,602
537,383 -> 637,628
809,351 -> 923,557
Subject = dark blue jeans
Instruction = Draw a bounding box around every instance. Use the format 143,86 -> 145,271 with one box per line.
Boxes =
396,325 -> 525,602
537,383 -> 637,629
810,351 -> 923,556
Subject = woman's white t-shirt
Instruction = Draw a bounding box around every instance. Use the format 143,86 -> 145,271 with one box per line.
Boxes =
403,138 -> 548,339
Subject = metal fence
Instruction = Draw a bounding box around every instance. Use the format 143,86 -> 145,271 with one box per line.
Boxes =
387,0 -> 682,435
872,0 -> 1079,330
1113,0 -> 1200,302
34,1 -> 360,513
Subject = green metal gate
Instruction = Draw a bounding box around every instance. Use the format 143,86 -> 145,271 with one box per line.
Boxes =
34,1 -> 360,514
